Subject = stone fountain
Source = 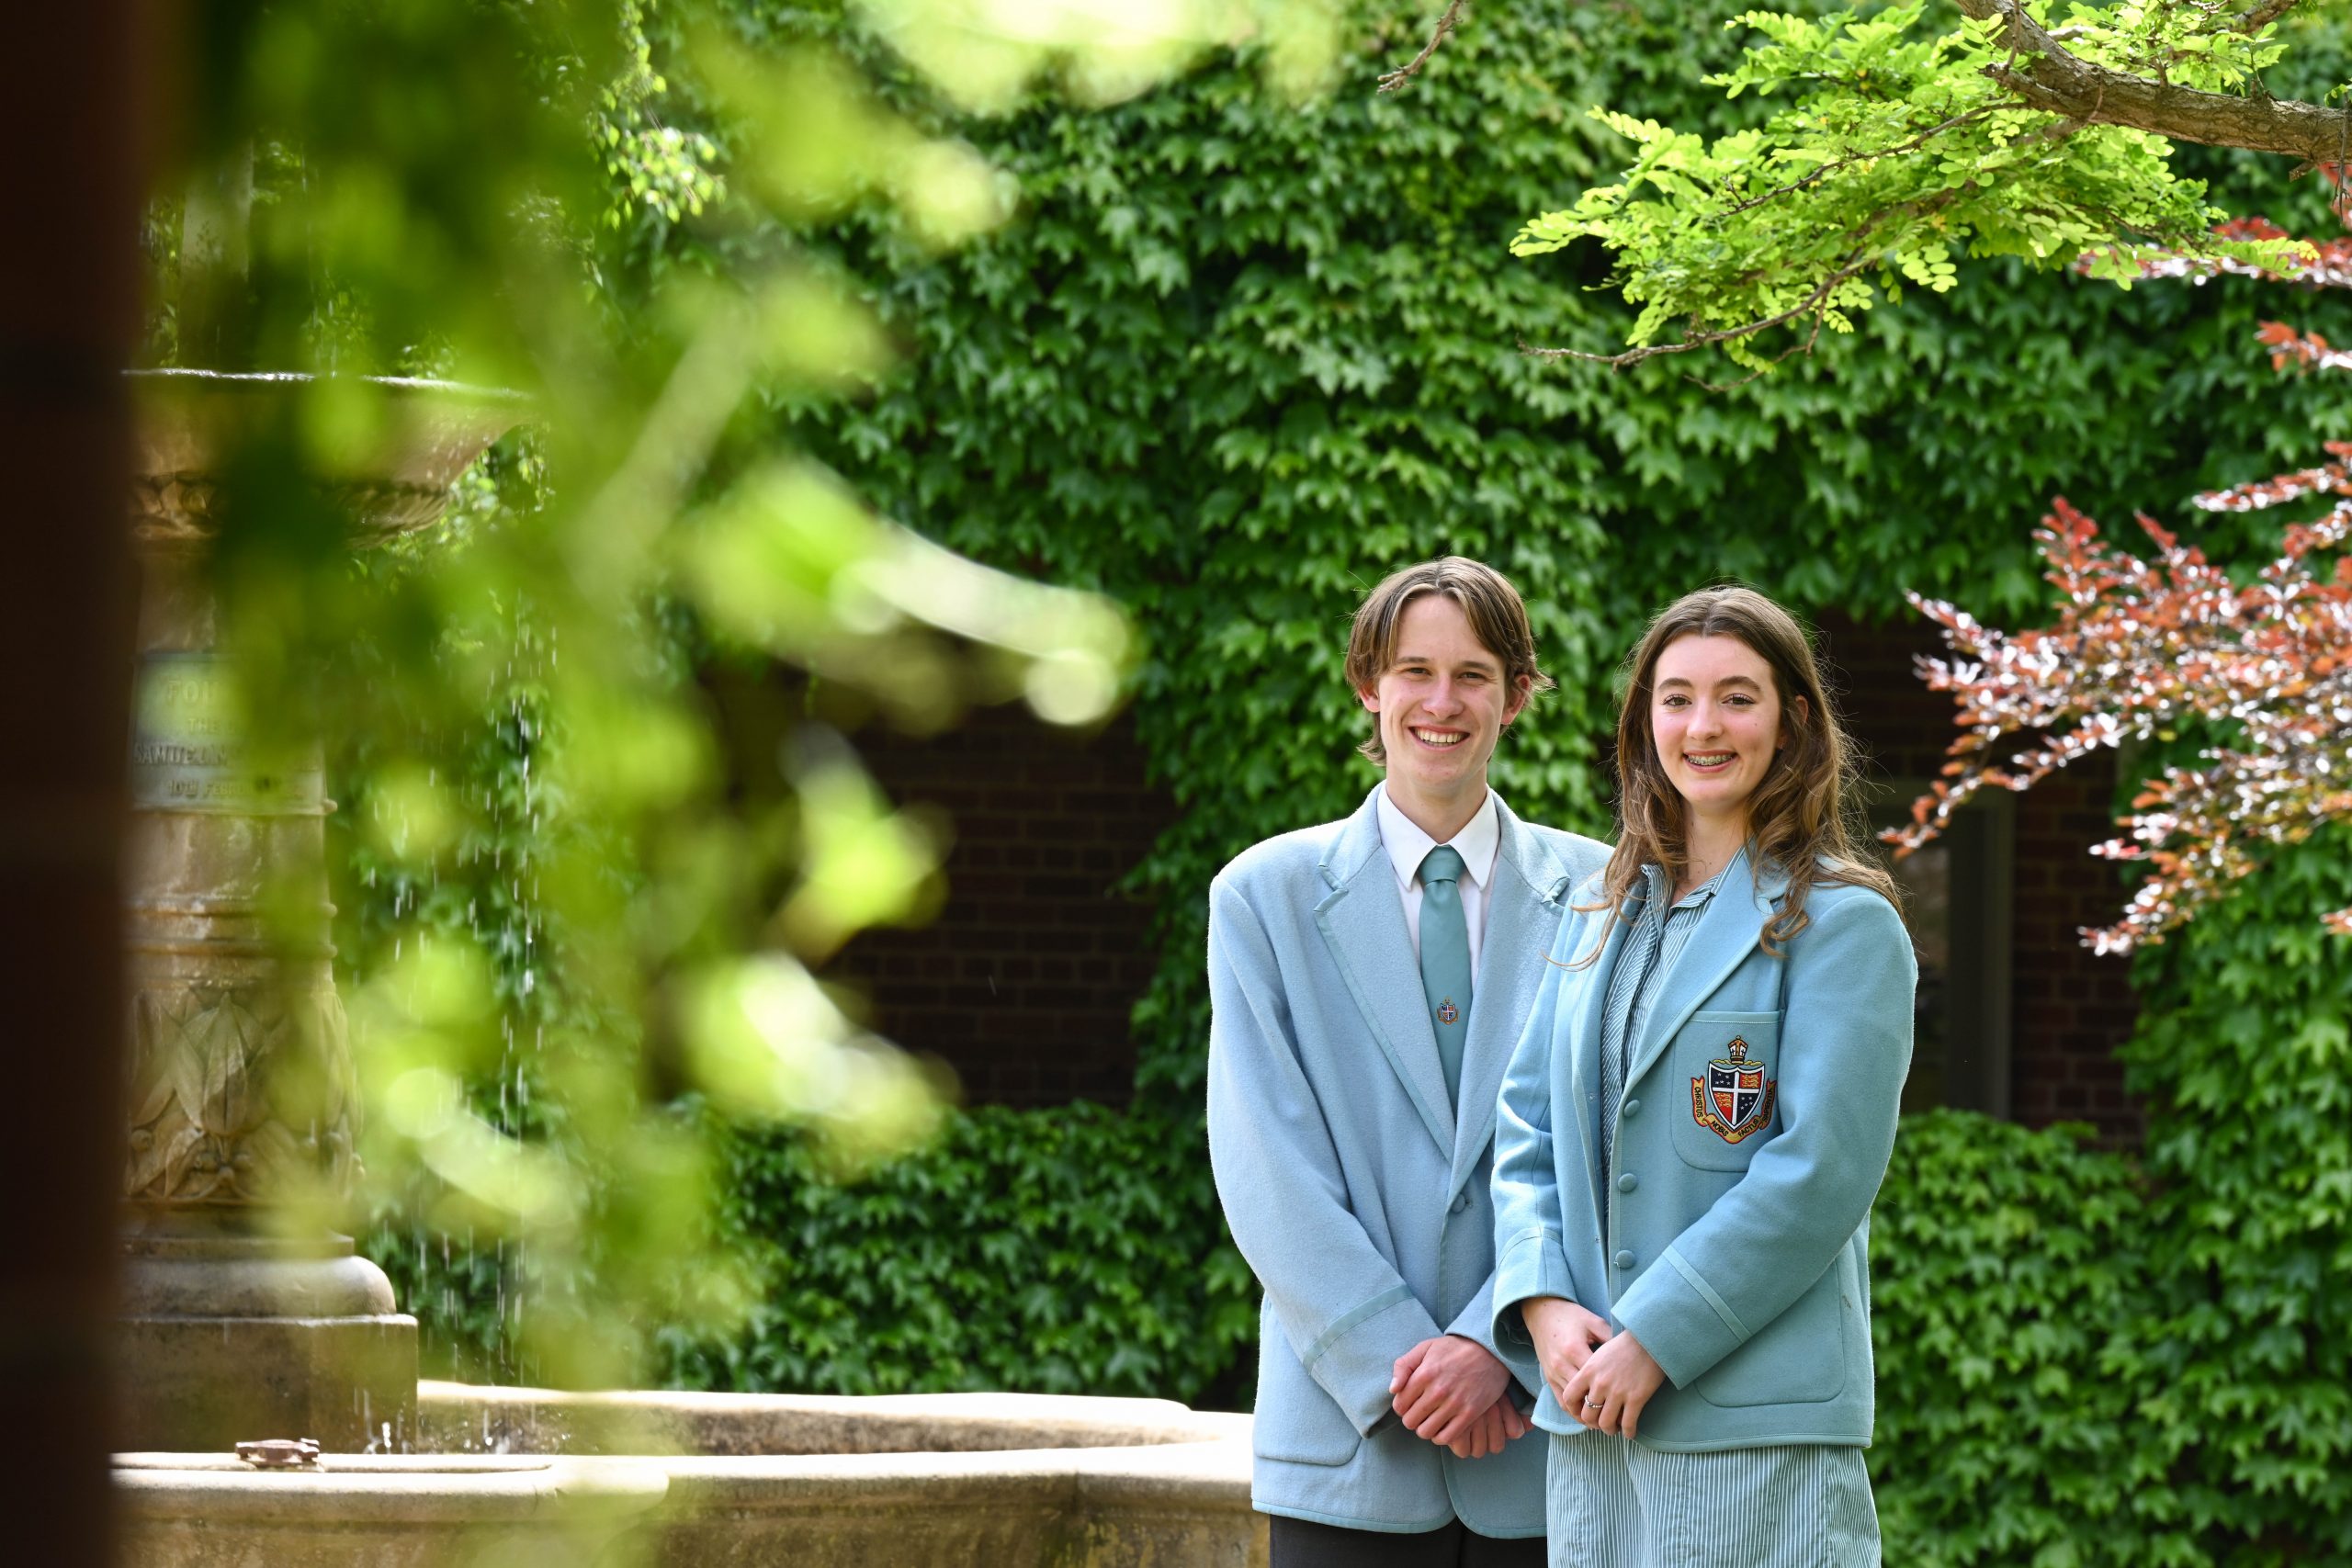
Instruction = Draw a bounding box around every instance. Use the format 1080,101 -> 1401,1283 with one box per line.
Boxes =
107,371 -> 1266,1566
115,368 -> 528,1453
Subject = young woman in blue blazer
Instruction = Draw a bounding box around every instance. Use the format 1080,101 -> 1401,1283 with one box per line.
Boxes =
1490,586 -> 1916,1567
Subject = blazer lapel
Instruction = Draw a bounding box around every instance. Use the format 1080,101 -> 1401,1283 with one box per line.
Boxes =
1566,893 -> 1634,1220
1621,848 -> 1781,1091
1446,803 -> 1570,1197
1313,792 -> 1454,1160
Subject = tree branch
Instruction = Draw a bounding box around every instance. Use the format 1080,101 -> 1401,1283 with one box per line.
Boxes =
2234,0 -> 2304,35
1715,106 -> 1997,220
1954,0 -> 2350,160
1521,250 -> 1877,369
1378,1 -> 1468,96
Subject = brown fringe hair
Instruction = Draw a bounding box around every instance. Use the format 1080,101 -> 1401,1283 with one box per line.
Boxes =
1345,557 -> 1555,765
1577,586 -> 1896,964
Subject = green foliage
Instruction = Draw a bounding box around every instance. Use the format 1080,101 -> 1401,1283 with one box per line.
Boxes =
367,1100 -> 1261,1392
1512,0 -> 2335,366
1867,828 -> 2352,1564
1517,6 -> 2236,366
172,0 -> 1267,1391
1870,1111 -> 2156,1564
377,1099 -> 1254,1396
662,1103 -> 1254,1398
320,9 -> 2352,1560
598,1 -> 724,230
2116,819 -> 2352,1565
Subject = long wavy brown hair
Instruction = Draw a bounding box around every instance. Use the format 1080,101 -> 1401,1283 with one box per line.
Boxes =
1578,586 -> 1896,963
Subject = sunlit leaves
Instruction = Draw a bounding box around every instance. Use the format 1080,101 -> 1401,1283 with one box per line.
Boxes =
689,33 -> 1010,240
2051,0 -> 2295,94
678,955 -> 942,1159
681,458 -> 1133,728
600,1 -> 725,227
552,680 -> 716,816
360,760 -> 463,864
164,0 -> 1258,1391
857,0 -> 1339,111
776,747 -> 944,954
347,941 -> 583,1235
1512,3 -> 2256,367
684,462 -> 876,649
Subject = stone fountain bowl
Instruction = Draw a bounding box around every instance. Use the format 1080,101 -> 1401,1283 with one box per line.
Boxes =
126,369 -> 531,547
116,1382 -> 1265,1568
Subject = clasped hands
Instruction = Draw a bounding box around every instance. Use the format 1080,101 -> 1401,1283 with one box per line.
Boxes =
1388,1335 -> 1529,1459
1523,1296 -> 1666,1440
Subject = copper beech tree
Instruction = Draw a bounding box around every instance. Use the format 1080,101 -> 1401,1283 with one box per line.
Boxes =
1885,180 -> 2352,950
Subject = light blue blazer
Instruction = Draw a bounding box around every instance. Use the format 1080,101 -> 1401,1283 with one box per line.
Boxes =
1207,787 -> 1609,1535
1490,852 -> 1915,1452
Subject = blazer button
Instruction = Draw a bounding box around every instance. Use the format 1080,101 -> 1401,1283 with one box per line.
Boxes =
1622,1099 -> 1641,1119
1613,1249 -> 1635,1270
1616,1172 -> 1638,1194
1449,1190 -> 1470,1215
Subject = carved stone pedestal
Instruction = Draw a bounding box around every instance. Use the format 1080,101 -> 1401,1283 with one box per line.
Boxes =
112,372 -> 523,1452
118,1214 -> 416,1452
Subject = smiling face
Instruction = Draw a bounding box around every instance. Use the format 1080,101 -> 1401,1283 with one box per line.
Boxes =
1650,633 -> 1799,835
1360,592 -> 1531,829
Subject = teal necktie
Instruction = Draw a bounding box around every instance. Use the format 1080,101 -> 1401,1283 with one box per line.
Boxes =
1418,844 -> 1473,1108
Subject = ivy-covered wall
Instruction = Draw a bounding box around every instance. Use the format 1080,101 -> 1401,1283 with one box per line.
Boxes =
756,0 -> 2352,1104
1864,829 -> 2352,1568
358,4 -> 2352,1560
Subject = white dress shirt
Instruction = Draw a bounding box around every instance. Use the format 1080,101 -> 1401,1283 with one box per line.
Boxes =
1374,785 -> 1500,977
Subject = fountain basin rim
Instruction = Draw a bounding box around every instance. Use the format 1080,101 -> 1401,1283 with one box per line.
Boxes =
125,368 -> 533,405
112,1453 -> 554,1475
421,1378 -> 1248,1455
112,1442 -> 1250,1522
110,1452 -> 669,1525
126,367 -> 535,547
651,1434 -> 1251,1513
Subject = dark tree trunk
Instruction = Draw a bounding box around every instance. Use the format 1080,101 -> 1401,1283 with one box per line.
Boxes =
0,2 -> 144,1562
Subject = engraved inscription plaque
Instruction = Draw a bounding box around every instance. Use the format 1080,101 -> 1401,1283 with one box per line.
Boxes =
130,653 -> 324,815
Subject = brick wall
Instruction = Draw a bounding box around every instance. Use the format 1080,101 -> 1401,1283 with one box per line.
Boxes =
1816,612 -> 2143,1143
824,701 -> 1168,1108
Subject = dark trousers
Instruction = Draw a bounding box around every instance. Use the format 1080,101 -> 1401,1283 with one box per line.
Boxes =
1268,1514 -> 1547,1568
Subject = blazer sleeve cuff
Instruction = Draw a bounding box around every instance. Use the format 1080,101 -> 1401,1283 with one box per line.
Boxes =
1488,1227 -> 1577,1390
1442,1274 -> 1506,1371
1611,1243 -> 1748,1389
1300,1285 -> 1445,1438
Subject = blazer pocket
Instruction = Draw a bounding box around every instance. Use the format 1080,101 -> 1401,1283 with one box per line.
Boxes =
1668,1011 -> 1781,1174
1250,1334 -> 1366,1467
1690,1265 -> 1849,1409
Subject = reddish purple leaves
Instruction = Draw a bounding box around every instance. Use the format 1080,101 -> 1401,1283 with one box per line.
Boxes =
1890,490 -> 2352,953
1899,190 -> 2352,950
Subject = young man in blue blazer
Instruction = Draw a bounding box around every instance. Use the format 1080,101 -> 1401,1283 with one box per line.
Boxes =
1207,558 -> 1611,1566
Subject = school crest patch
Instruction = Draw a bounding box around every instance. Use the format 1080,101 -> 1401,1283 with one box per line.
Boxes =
1690,1036 -> 1776,1145
1436,998 -> 1460,1025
